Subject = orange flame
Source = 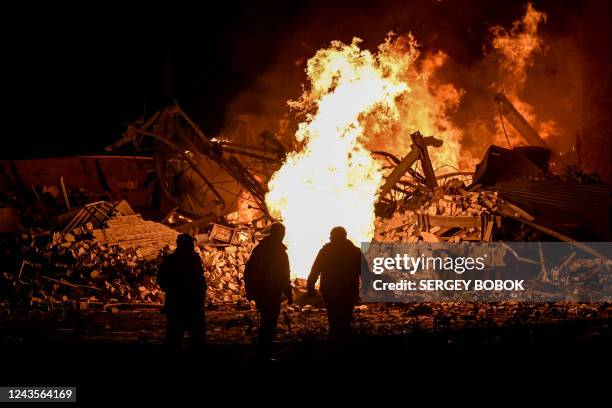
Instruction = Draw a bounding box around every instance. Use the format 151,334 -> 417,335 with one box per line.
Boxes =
365,34 -> 474,171
490,3 -> 554,147
264,4 -> 556,277
266,37 -> 408,278
491,3 -> 546,92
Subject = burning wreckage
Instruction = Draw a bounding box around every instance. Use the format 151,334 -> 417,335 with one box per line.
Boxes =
0,93 -> 610,342
1,9 -> 611,342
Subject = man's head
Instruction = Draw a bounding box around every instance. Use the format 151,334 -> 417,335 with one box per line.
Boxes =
330,226 -> 347,242
269,222 -> 286,242
176,233 -> 195,251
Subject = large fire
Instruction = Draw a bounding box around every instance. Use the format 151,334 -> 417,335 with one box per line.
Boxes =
367,35 -> 472,172
264,3 -> 553,278
265,38 -> 408,278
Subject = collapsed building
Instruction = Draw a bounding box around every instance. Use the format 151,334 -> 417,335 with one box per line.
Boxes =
0,89 -> 610,319
1,0 -> 612,337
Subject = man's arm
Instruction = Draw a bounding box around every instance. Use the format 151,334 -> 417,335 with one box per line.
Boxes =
307,249 -> 323,295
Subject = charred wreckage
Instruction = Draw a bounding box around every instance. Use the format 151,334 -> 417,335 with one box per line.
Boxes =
0,91 -> 611,346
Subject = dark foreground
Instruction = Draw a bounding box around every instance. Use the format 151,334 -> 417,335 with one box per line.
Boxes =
1,316 -> 610,403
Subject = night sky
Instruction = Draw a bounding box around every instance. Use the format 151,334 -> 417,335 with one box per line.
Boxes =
5,0 -> 585,159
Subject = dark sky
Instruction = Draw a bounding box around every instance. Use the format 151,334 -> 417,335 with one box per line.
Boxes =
5,0 -> 585,158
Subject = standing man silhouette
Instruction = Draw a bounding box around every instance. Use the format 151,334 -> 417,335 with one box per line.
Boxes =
244,223 -> 293,357
308,226 -> 362,342
158,233 -> 207,349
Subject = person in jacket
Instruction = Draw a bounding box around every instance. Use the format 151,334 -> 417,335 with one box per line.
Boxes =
158,233 -> 207,349
307,226 -> 362,342
244,223 -> 293,355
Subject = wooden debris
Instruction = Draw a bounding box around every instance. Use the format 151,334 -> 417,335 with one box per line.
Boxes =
420,231 -> 441,242
378,132 -> 443,198
411,131 -> 438,190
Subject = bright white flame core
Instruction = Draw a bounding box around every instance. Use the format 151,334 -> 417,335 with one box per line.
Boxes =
266,38 -> 407,278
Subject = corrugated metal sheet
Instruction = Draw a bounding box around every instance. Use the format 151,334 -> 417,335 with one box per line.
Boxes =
493,180 -> 611,240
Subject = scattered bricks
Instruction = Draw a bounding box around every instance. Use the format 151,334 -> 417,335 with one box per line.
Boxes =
374,178 -> 547,243
417,185 -> 495,219
7,219 -> 172,308
374,211 -> 418,242
92,214 -> 179,261
198,238 -> 255,304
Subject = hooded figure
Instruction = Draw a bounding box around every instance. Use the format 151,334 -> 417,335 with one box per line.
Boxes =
308,226 -> 363,342
243,223 -> 293,354
158,233 -> 207,349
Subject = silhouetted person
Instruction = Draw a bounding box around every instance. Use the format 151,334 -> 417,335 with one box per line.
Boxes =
244,223 -> 293,357
158,233 -> 207,349
308,227 -> 362,342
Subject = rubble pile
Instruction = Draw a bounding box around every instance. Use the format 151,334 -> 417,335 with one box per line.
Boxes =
92,214 -> 179,261
200,241 -> 255,303
4,229 -> 164,311
374,179 -> 501,243
374,211 -> 417,242
419,180 -> 493,217
540,256 -> 612,298
0,115 -> 609,325
0,211 -> 260,310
